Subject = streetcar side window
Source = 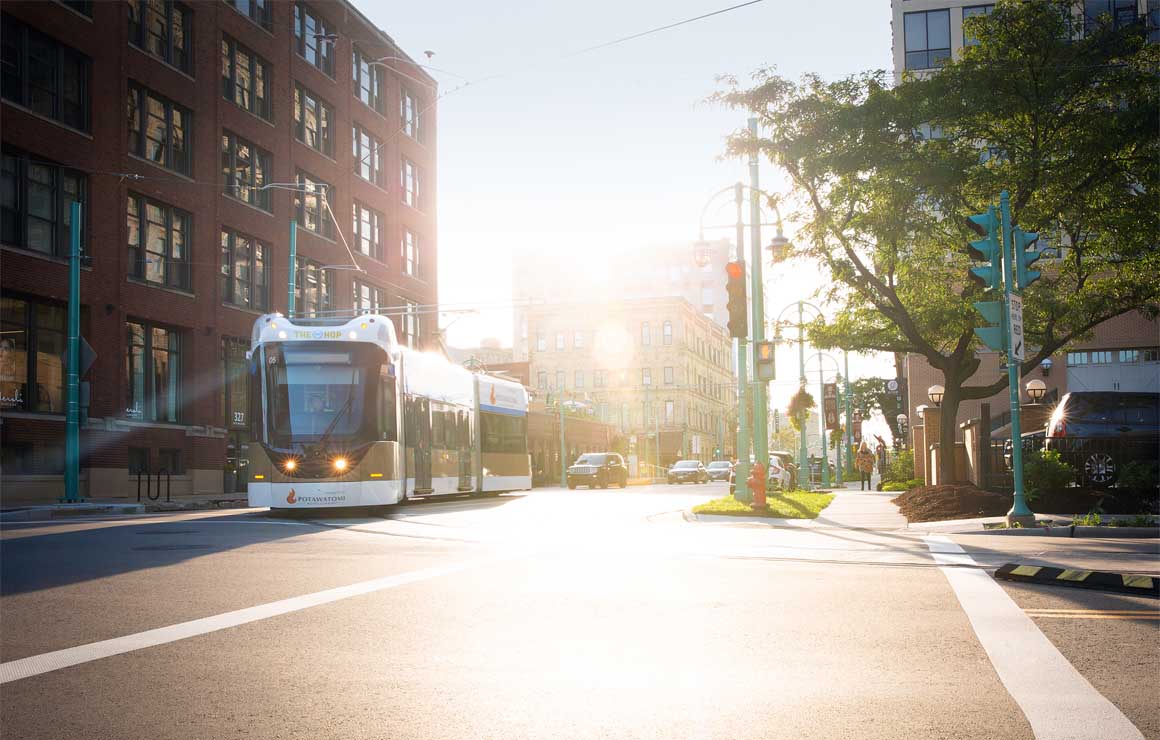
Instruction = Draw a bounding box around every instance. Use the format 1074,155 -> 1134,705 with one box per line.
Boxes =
480,412 -> 526,454
378,368 -> 397,442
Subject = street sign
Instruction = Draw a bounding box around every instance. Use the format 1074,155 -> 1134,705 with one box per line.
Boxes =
1009,294 -> 1025,361
823,382 -> 838,430
886,379 -> 898,392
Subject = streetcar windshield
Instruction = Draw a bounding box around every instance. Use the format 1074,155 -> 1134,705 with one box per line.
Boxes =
262,343 -> 388,448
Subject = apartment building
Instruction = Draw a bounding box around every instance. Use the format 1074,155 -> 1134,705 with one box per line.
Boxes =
524,296 -> 737,472
890,0 -> 1159,434
1,0 -> 437,502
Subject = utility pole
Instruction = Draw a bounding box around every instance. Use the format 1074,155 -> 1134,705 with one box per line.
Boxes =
62,201 -> 83,504
287,220 -> 297,315
733,183 -> 751,501
748,118 -> 769,478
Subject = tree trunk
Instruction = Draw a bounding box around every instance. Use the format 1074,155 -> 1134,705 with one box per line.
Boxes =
937,374 -> 962,484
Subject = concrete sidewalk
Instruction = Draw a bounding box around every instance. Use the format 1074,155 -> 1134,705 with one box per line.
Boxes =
814,488 -> 909,530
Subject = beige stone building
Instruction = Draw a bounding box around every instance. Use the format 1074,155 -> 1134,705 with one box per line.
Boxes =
524,296 -> 737,474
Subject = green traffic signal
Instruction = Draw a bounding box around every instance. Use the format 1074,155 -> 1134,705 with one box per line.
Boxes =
1012,228 -> 1041,290
966,208 -> 1003,292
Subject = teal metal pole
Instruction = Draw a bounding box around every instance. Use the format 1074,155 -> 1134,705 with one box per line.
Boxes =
63,201 -> 82,503
287,220 -> 297,316
818,359 -> 831,487
1000,190 -> 1034,523
835,374 -> 843,485
734,183 -> 751,501
559,399 -> 567,488
796,302 -> 808,489
748,119 -> 769,482
844,351 -> 854,478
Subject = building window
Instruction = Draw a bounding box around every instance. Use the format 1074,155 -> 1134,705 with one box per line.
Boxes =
222,0 -> 271,30
352,47 -> 384,113
555,333 -> 565,351
353,280 -> 385,313
294,257 -> 330,317
293,3 -> 333,76
402,300 -> 419,348
125,321 -> 181,422
1,150 -> 85,258
158,448 -> 184,474
222,336 -> 249,429
536,332 -> 546,352
403,229 -> 420,277
127,194 -> 190,290
128,1 -> 191,73
574,331 -> 584,349
642,368 -> 651,386
556,370 -> 565,390
664,366 -> 674,385
1090,350 -> 1113,364
1144,349 -> 1160,363
641,322 -> 651,346
662,321 -> 672,345
59,1 -> 93,17
1119,349 -> 1139,363
574,370 -> 584,389
127,83 -> 191,175
221,36 -> 270,120
537,372 -> 547,390
962,5 -> 994,46
293,84 -> 333,156
1084,0 -> 1140,35
1067,351 -> 1087,366
0,296 -> 66,413
401,158 -> 421,208
351,201 -> 384,260
295,171 -> 332,238
1,15 -> 91,131
401,87 -> 423,141
594,370 -> 606,388
665,400 -> 674,423
221,132 -> 271,211
903,10 -> 951,70
220,228 -> 268,310
352,124 -> 384,185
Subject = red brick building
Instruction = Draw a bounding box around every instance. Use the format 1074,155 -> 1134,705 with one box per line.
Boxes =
1,0 -> 437,502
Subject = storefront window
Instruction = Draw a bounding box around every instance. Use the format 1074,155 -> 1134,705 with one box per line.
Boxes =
0,296 -> 66,413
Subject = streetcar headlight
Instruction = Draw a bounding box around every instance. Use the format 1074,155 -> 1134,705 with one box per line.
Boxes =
333,457 -> 349,472
282,459 -> 297,472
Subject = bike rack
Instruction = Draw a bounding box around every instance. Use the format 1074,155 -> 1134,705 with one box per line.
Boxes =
136,469 -> 172,502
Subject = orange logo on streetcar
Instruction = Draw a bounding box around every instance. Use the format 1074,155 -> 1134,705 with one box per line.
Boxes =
286,489 -> 297,504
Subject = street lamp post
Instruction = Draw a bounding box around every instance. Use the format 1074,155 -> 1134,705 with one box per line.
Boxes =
772,301 -> 824,489
805,352 -> 841,488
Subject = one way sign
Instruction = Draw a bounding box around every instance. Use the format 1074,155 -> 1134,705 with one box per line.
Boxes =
1008,295 -> 1025,362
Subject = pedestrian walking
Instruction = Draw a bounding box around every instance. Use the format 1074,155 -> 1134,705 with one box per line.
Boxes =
856,442 -> 875,491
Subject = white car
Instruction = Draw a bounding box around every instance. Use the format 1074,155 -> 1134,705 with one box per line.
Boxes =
766,458 -> 792,490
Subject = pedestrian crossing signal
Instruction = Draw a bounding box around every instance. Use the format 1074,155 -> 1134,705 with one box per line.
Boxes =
754,341 -> 775,381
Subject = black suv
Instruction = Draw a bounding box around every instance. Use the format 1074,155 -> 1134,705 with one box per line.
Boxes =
567,453 -> 628,489
1044,391 -> 1159,486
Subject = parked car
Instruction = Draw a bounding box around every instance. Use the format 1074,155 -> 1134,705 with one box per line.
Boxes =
566,453 -> 628,489
770,450 -> 797,484
706,460 -> 733,481
1044,391 -> 1160,487
667,460 -> 709,484
1003,430 -> 1047,471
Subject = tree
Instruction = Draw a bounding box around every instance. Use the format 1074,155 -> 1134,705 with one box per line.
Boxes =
715,1 -> 1159,482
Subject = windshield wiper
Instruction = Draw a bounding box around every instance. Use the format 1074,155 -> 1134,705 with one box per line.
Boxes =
314,368 -> 357,453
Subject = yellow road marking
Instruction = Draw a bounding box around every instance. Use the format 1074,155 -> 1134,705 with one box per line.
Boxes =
1122,575 -> 1155,589
1010,565 -> 1042,577
1025,609 -> 1160,620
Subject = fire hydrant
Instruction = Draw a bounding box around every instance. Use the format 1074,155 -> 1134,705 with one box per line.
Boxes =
748,460 -> 767,510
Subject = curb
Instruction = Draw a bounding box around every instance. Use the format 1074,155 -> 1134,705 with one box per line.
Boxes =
0,503 -> 145,522
962,525 -> 1159,539
995,562 -> 1160,597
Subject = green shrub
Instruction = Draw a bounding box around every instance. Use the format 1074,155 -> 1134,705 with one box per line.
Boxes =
1117,460 -> 1159,495
1024,449 -> 1075,502
882,478 -> 924,492
881,450 -> 915,483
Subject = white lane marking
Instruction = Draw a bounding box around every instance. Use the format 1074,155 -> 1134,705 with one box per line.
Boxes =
924,535 -> 1143,740
0,553 -> 513,685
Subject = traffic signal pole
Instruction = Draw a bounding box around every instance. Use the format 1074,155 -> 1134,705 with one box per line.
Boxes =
748,119 -> 769,485
733,183 -> 751,502
1000,191 -> 1034,526
63,201 -> 83,504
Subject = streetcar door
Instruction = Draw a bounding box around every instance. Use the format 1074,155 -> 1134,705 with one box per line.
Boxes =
457,410 -> 472,491
414,397 -> 433,493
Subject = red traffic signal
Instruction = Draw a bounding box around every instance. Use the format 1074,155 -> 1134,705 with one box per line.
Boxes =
725,261 -> 747,339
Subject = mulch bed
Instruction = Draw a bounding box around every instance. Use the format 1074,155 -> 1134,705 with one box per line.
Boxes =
891,483 -> 1158,523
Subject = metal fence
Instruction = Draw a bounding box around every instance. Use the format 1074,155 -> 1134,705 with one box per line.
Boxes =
985,436 -> 1158,490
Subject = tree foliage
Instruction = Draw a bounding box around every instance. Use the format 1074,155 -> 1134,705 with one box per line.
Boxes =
714,1 -> 1159,479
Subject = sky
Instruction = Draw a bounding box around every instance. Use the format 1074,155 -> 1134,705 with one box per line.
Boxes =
360,0 -> 899,408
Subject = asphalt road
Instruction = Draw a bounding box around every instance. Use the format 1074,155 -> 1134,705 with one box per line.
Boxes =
2,482 -> 1157,739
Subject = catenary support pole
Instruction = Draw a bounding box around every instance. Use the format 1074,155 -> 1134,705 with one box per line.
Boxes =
835,374 -> 843,485
287,220 -> 297,316
559,399 -> 567,488
818,362 -> 830,487
734,183 -> 751,501
844,350 -> 854,478
748,118 -> 769,481
63,201 -> 83,503
1001,190 -> 1034,525
797,302 -> 808,489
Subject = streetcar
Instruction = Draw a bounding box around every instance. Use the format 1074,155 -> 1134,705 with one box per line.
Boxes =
245,313 -> 531,509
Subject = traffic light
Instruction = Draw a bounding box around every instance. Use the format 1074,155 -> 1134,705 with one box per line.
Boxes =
1012,227 -> 1041,290
725,261 -> 747,339
754,340 -> 775,381
966,207 -> 1006,352
966,207 -> 1002,292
